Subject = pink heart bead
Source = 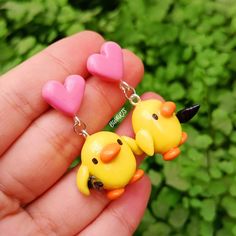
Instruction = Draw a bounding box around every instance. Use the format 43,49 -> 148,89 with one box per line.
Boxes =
42,75 -> 85,117
87,41 -> 124,82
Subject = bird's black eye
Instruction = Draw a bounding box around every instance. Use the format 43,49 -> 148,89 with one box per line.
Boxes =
117,139 -> 123,145
92,158 -> 98,164
152,113 -> 158,120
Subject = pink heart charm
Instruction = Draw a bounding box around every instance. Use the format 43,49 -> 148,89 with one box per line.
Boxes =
42,75 -> 85,117
87,41 -> 124,82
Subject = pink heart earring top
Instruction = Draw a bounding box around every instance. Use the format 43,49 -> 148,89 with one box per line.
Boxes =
87,41 -> 124,82
42,75 -> 85,117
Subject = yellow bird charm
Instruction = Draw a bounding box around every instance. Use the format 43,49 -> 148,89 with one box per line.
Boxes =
76,131 -> 144,200
131,99 -> 200,160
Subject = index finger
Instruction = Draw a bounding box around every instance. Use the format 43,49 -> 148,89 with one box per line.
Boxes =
0,31 -> 104,156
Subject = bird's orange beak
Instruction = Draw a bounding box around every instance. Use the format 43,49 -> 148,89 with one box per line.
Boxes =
161,101 -> 176,117
100,143 -> 121,163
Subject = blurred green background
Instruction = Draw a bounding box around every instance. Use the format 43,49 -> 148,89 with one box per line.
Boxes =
1,0 -> 236,235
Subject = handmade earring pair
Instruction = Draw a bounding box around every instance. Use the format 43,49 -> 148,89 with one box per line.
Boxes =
42,42 -> 200,200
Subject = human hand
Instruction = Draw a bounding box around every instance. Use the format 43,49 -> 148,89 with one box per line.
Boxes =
0,31 -> 160,235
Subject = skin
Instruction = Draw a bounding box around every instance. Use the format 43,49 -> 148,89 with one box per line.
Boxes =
0,31 -> 164,236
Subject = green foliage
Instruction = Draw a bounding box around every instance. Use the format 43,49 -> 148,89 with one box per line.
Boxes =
1,0 -> 236,235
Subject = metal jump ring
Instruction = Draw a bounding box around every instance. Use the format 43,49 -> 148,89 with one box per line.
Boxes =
129,93 -> 141,106
119,81 -> 141,106
73,115 -> 89,138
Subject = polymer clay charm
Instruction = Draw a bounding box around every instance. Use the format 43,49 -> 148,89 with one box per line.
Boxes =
42,75 -> 85,116
131,100 -> 200,160
87,41 -> 200,160
87,41 -> 123,82
76,131 -> 143,200
42,74 -> 144,200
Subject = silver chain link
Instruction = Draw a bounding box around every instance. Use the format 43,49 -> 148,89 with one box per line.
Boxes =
73,115 -> 89,138
119,81 -> 141,106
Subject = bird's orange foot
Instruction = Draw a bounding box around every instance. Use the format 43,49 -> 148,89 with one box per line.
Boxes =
106,188 -> 125,200
163,147 -> 180,161
129,169 -> 144,184
179,132 -> 188,145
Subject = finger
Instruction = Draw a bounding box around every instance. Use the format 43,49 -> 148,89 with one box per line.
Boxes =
79,176 -> 151,236
0,207 -> 43,235
0,50 -> 144,205
25,169 -> 150,236
26,168 -> 110,236
0,31 -> 104,156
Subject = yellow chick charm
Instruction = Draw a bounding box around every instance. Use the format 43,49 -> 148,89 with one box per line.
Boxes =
132,99 -> 200,161
76,131 -> 144,200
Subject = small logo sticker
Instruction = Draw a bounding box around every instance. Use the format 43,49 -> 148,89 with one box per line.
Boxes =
109,107 -> 127,128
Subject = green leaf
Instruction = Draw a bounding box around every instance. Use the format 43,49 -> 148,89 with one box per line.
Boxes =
65,23 -> 85,36
0,41 -> 15,62
193,169 -> 211,183
229,146 -> 236,158
4,1 -> 44,24
233,225 -> 236,236
204,76 -> 218,86
151,187 -> 181,219
148,170 -> 163,187
16,36 -> 36,55
0,19 -> 8,38
200,221 -> 213,236
209,166 -> 223,179
168,205 -> 189,228
190,198 -> 202,208
213,131 -> 226,147
196,52 -> 211,68
212,108 -> 233,135
216,228 -> 234,236
188,80 -> 205,101
218,91 -> 236,113
230,182 -> 236,197
182,46 -> 193,61
164,162 -> 190,191
186,216 -> 200,236
187,148 -> 205,164
200,199 -> 216,222
182,196 -> 190,208
222,196 -> 236,218
149,0 -> 173,23
222,216 -> 236,234
165,62 -> 178,81
207,180 -> 227,196
230,132 -> 236,144
143,222 -> 172,236
193,134 -> 213,149
26,44 -> 45,58
168,82 -> 186,100
218,161 -> 235,174
189,185 -> 204,197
